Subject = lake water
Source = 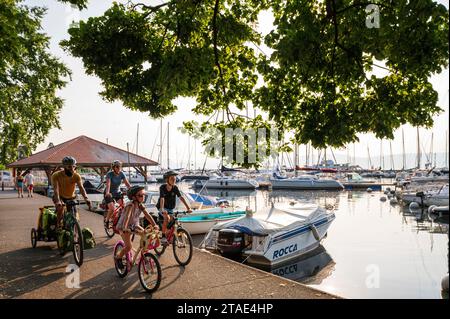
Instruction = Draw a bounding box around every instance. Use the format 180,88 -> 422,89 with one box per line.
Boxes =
171,181 -> 449,299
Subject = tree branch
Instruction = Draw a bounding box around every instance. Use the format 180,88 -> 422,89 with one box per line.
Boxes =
335,2 -> 392,15
131,1 -> 171,12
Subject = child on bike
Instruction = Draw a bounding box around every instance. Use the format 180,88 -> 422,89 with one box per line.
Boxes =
156,171 -> 192,245
114,185 -> 158,269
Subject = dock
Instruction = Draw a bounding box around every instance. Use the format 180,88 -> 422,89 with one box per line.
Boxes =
0,190 -> 340,299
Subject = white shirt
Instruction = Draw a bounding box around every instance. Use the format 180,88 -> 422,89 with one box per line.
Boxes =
25,174 -> 34,185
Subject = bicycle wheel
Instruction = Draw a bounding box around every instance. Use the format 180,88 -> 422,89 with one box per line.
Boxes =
103,212 -> 115,238
113,242 -> 129,278
138,252 -> 162,293
172,228 -> 193,266
72,221 -> 84,267
31,228 -> 37,248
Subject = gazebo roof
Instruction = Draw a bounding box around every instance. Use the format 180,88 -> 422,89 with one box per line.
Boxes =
7,135 -> 158,169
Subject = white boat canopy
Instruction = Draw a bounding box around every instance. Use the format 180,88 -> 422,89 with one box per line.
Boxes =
214,203 -> 327,236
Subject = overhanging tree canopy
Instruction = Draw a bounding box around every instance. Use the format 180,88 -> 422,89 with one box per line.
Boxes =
0,0 -> 84,165
60,0 -> 449,168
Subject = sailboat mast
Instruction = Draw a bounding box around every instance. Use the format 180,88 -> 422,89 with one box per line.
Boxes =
402,128 -> 406,170
430,132 -> 434,167
417,127 -> 421,169
390,140 -> 394,171
136,123 -> 139,155
446,130 -> 448,168
167,122 -> 170,169
379,140 -> 383,170
353,143 -> 355,166
159,119 -> 163,169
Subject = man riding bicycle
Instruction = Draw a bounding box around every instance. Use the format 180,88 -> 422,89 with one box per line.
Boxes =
156,171 -> 192,245
104,160 -> 131,226
51,156 -> 91,228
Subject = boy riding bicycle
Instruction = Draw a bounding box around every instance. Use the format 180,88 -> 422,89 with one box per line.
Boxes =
156,171 -> 192,246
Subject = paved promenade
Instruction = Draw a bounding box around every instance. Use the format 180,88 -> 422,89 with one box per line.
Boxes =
0,190 -> 339,299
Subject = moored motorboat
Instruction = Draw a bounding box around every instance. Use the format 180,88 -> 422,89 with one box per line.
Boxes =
270,174 -> 344,190
203,203 -> 335,266
179,210 -> 246,235
197,176 -> 259,189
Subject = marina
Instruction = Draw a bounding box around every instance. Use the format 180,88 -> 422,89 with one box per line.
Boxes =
1,0 -> 448,304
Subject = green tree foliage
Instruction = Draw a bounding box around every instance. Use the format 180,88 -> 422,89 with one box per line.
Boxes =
0,0 -> 73,165
61,0 -> 449,167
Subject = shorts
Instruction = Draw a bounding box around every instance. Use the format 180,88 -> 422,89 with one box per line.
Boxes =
158,208 -> 174,219
53,196 -> 76,206
17,182 -> 23,188
28,184 -> 34,191
104,193 -> 123,205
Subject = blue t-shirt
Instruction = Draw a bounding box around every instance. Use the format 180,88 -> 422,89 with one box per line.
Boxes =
106,171 -> 126,196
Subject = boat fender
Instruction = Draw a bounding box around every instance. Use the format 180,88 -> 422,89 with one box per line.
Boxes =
409,202 -> 420,210
367,188 -> 373,193
428,205 -> 437,214
310,225 -> 320,241
380,196 -> 387,202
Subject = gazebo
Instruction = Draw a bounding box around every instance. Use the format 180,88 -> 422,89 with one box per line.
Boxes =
7,135 -> 158,184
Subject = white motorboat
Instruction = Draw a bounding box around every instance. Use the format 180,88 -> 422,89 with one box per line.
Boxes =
127,172 -> 157,183
203,203 -> 336,266
270,174 -> 344,190
179,209 -> 246,235
423,184 -> 449,206
197,176 -> 259,189
401,184 -> 449,207
142,190 -> 221,214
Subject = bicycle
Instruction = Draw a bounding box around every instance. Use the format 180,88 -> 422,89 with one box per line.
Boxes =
56,200 -> 85,267
113,225 -> 162,293
103,198 -> 125,238
153,211 -> 193,267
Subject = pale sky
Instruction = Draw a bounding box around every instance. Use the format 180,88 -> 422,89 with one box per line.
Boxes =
25,0 -> 449,169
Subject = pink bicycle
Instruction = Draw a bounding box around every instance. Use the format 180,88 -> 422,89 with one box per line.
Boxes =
113,225 -> 162,293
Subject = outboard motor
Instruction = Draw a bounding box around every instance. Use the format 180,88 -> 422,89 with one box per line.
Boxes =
217,229 -> 245,255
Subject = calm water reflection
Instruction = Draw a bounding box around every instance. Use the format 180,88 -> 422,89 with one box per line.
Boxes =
180,182 -> 449,299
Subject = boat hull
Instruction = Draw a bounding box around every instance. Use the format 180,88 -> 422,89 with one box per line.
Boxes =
244,215 -> 335,267
270,179 -> 343,190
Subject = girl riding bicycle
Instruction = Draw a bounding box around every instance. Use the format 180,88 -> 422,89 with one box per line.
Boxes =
114,185 -> 157,269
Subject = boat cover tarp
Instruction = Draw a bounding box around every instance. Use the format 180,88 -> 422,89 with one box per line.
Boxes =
212,203 -> 327,235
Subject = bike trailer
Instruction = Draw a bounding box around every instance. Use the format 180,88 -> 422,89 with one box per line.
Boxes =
40,206 -> 57,234
82,227 -> 96,249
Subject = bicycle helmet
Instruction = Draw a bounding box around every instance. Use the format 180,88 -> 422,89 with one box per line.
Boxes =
62,156 -> 76,166
127,185 -> 145,200
163,170 -> 178,180
111,160 -> 122,168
